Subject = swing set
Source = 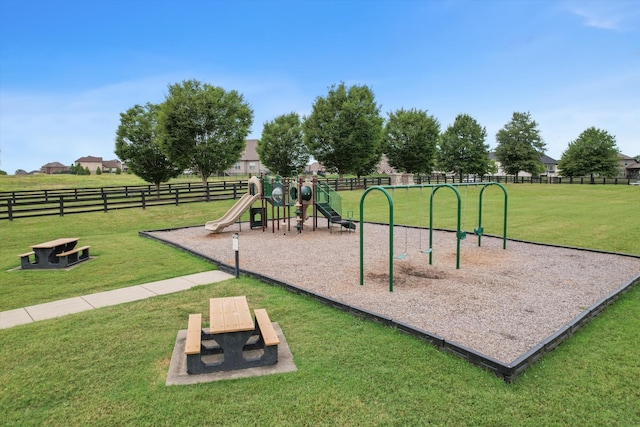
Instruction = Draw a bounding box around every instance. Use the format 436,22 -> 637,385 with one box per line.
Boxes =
359,182 -> 508,292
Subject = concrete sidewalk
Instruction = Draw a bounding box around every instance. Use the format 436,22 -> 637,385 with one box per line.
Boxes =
0,270 -> 234,330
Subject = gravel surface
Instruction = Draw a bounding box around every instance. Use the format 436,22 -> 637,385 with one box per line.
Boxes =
149,219 -> 640,364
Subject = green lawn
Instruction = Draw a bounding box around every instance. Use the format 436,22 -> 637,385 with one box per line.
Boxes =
0,172 -> 252,192
1,183 -> 639,426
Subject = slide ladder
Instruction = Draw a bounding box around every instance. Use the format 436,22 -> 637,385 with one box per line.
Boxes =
315,183 -> 356,230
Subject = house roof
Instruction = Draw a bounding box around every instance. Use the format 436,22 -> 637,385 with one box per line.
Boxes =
540,154 -> 557,164
240,139 -> 259,162
42,162 -> 67,168
102,159 -> 121,168
76,156 -> 103,163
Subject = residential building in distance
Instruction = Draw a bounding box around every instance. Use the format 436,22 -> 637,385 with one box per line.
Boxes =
618,153 -> 640,179
225,139 -> 268,176
74,156 -> 123,174
40,161 -> 69,174
488,152 -> 558,177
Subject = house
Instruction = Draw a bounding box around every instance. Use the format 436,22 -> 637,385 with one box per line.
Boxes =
40,162 -> 69,174
376,156 -> 397,175
75,156 -> 123,174
539,154 -> 558,176
305,161 -> 325,175
618,154 -> 640,179
488,152 -> 558,177
225,139 -> 269,176
102,159 -> 123,173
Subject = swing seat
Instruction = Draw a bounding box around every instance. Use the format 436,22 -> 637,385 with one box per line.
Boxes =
473,227 -> 484,236
457,230 -> 467,240
394,253 -> 408,260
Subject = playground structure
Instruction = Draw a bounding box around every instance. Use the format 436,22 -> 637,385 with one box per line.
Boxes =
205,175 -> 356,234
359,182 -> 508,292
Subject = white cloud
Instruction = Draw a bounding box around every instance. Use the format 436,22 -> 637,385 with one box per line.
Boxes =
563,0 -> 640,31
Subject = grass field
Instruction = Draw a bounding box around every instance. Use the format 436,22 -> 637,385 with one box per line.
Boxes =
0,173 -> 251,192
1,181 -> 639,426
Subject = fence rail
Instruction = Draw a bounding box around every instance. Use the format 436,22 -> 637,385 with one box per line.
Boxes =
1,175 -> 636,221
0,181 -> 248,221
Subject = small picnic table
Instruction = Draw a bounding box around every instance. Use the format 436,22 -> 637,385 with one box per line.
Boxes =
19,238 -> 90,269
185,296 -> 280,373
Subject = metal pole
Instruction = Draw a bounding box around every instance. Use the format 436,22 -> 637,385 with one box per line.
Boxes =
232,233 -> 239,278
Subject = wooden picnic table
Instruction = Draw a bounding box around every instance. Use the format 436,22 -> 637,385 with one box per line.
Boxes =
209,295 -> 255,333
18,237 -> 90,269
185,296 -> 280,374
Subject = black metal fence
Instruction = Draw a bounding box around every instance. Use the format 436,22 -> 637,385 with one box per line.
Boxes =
1,175 -> 636,221
414,175 -> 639,185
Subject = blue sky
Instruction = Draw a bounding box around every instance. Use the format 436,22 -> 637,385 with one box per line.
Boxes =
1,0 -> 638,174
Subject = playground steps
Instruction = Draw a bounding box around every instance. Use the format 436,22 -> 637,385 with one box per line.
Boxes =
316,202 -> 356,230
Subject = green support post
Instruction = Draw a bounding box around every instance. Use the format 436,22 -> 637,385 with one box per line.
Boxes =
360,186 -> 394,292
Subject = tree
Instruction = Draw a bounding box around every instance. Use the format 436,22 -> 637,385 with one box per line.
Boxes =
115,103 -> 182,196
303,82 -> 384,178
558,127 -> 619,179
95,167 -> 102,175
438,113 -> 489,180
383,108 -> 439,174
157,79 -> 253,185
495,112 -> 546,177
257,113 -> 309,176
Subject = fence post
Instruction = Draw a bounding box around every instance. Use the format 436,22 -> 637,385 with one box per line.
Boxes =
175,189 -> 179,205
206,183 -> 210,202
102,193 -> 108,212
59,196 -> 64,217
141,192 -> 146,209
8,199 -> 13,221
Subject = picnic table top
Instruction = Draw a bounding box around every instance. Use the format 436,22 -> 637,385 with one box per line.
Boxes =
31,238 -> 78,249
209,296 -> 254,334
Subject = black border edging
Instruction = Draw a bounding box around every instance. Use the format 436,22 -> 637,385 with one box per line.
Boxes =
140,225 -> 640,383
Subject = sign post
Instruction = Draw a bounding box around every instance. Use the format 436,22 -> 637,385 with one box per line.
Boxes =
232,233 -> 239,278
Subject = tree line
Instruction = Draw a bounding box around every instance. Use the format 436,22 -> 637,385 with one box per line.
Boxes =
115,80 -> 625,191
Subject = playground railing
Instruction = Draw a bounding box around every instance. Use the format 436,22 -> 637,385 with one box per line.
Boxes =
316,182 -> 342,217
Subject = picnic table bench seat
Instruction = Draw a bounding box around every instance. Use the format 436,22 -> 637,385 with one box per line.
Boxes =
254,308 -> 280,346
185,313 -> 203,355
56,245 -> 90,267
18,251 -> 36,269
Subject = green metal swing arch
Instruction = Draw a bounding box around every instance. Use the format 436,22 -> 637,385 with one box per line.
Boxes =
359,182 -> 508,292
